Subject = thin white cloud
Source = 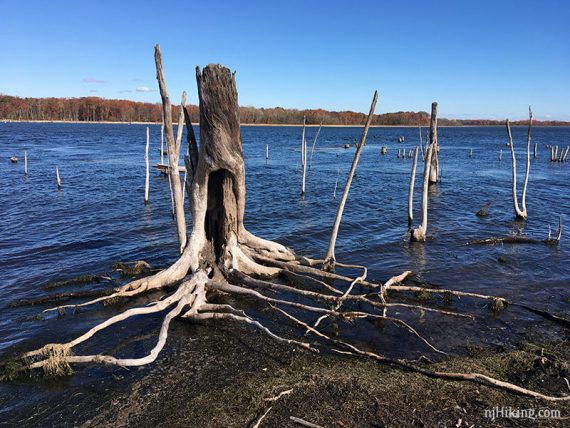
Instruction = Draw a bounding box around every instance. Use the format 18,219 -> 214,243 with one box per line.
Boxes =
136,86 -> 153,92
89,89 -> 98,93
117,90 -> 133,93
83,76 -> 108,84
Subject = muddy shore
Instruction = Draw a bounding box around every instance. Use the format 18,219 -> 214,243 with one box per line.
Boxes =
1,320 -> 568,428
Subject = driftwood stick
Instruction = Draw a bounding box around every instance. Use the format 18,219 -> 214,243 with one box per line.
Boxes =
144,127 -> 150,204
160,121 -> 164,165
290,416 -> 324,428
308,120 -> 323,170
155,44 -> 187,251
56,165 -> 61,190
168,165 -> 175,217
323,91 -> 378,271
506,118 -> 528,219
521,107 -> 532,214
418,126 -> 425,160
24,151 -> 28,175
174,93 -> 187,158
301,115 -> 307,197
408,147 -> 419,228
428,102 -> 439,184
410,145 -> 433,241
333,169 -> 339,200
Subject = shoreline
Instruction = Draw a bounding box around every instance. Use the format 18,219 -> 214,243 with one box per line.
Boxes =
0,119 -> 564,128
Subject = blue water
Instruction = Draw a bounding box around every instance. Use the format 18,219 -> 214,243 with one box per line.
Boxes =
0,122 -> 569,356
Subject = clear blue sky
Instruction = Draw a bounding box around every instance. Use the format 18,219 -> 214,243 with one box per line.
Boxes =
1,0 -> 569,120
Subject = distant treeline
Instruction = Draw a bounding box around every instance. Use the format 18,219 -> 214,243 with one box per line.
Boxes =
1,95 -> 568,126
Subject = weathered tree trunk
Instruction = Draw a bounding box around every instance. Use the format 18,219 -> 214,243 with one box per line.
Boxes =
300,116 -> 307,197
56,166 -> 61,190
184,64 -> 294,276
408,147 -> 419,228
308,121 -> 323,170
506,107 -> 532,220
160,123 -> 164,165
411,145 -> 433,242
428,102 -> 438,184
144,127 -> 150,204
418,127 -> 425,161
155,46 -> 187,252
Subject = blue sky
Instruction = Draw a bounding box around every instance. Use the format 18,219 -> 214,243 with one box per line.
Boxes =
1,0 -> 569,120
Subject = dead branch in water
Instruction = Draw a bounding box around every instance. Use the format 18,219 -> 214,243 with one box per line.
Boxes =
408,146 -> 419,228
308,120 -> 323,170
323,91 -> 378,272
467,217 -> 562,246
506,107 -> 532,220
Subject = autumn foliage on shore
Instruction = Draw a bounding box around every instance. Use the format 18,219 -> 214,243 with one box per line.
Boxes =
1,95 -> 568,126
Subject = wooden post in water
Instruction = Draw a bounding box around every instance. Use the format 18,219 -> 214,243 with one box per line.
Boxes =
56,166 -> 61,190
333,169 -> 339,200
534,143 -> 537,159
265,144 -> 269,161
411,145 -> 433,242
428,102 -> 439,184
160,123 -> 164,165
499,149 -> 503,161
408,147 -> 419,228
300,115 -> 306,198
24,151 -> 28,175
418,126 -> 425,161
308,120 -> 323,170
144,127 -> 150,204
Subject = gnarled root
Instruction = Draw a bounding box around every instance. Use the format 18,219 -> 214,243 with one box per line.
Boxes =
16,245 -> 570,403
41,245 -> 196,314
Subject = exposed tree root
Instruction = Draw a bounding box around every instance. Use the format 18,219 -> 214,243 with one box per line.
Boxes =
272,304 -> 570,402
10,289 -> 115,308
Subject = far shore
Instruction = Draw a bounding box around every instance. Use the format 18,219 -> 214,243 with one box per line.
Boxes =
1,119 -> 564,128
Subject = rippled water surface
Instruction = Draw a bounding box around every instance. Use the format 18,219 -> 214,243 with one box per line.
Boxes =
0,122 -> 569,356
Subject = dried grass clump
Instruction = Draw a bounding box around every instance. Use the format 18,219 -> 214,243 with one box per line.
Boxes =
37,344 -> 73,376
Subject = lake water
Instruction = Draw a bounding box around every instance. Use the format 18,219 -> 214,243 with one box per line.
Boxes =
0,122 -> 569,360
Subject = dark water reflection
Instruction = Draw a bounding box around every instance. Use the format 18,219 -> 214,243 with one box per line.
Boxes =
0,122 -> 569,362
